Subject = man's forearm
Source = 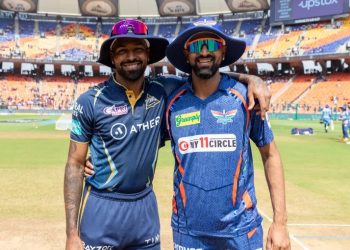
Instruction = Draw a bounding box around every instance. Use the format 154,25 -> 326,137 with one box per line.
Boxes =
225,72 -> 244,82
64,144 -> 85,237
261,143 -> 288,224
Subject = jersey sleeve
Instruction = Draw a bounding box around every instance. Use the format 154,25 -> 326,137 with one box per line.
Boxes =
70,92 -> 94,143
249,111 -> 274,147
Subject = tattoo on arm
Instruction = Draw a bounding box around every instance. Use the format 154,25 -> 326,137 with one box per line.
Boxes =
64,142 -> 85,236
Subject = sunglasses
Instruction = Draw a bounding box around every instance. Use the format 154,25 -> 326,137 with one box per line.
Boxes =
111,19 -> 148,36
185,38 -> 225,54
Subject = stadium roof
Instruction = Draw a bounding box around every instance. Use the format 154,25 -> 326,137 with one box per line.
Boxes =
8,0 -> 270,17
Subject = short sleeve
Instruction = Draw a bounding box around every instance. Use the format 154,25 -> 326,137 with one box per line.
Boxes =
249,111 -> 274,147
70,93 -> 94,143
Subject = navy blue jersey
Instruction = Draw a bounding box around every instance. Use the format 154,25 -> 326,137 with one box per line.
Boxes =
166,74 -> 274,237
71,75 -> 181,193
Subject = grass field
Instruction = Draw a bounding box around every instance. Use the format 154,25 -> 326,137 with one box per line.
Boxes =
0,114 -> 349,249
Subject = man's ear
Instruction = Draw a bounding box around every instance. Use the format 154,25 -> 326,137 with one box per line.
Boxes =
222,46 -> 227,61
110,52 -> 114,64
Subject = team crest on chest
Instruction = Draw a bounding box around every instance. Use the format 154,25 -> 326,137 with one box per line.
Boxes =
145,94 -> 160,110
211,109 -> 237,124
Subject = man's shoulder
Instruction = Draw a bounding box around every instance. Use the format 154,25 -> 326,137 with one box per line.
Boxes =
76,81 -> 107,104
149,75 -> 187,96
222,73 -> 248,97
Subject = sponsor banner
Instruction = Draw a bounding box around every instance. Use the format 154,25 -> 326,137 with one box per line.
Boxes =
292,0 -> 344,20
156,0 -> 196,16
175,111 -> 200,127
0,0 -> 38,12
270,0 -> 349,25
78,0 -> 118,16
225,0 -> 269,12
178,134 -> 237,154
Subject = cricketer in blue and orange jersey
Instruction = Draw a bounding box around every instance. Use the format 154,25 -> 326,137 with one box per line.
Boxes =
165,24 -> 290,250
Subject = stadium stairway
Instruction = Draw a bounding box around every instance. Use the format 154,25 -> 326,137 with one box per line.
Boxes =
291,78 -> 317,105
271,75 -> 296,104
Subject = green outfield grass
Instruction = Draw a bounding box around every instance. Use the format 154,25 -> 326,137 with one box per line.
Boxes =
0,115 -> 349,249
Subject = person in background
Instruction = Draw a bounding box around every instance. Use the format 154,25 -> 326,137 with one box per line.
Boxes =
321,104 -> 332,133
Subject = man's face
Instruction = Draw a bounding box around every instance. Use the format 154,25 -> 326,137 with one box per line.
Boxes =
110,38 -> 149,81
184,32 -> 226,79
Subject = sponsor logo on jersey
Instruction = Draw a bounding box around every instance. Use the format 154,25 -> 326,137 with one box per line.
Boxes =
145,94 -> 160,109
103,104 -> 128,116
174,243 -> 203,250
71,119 -> 83,136
178,134 -> 237,154
175,111 -> 200,127
82,241 -> 113,250
110,116 -> 161,140
110,123 -> 128,140
211,109 -> 237,124
130,116 -> 161,134
72,102 -> 84,117
144,233 -> 160,245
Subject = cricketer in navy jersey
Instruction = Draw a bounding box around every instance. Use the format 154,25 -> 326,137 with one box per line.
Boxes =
167,74 -> 273,236
71,74 -> 168,193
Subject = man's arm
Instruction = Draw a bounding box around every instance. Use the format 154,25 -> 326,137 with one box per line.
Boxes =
64,141 -> 89,250
258,140 -> 290,250
226,72 -> 271,120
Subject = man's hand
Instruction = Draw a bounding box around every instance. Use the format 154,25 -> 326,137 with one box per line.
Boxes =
266,222 -> 291,250
226,72 -> 271,120
66,233 -> 84,250
84,157 -> 95,177
240,74 -> 271,120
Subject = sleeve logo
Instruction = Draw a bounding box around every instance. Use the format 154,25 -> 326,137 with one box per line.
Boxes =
71,119 -> 83,136
175,111 -> 200,127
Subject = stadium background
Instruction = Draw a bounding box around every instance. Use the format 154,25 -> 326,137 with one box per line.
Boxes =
0,0 -> 350,249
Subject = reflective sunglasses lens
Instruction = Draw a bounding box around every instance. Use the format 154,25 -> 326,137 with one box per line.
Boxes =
111,20 -> 148,36
187,39 -> 223,53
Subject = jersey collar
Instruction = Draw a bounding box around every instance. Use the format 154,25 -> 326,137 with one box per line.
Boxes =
184,73 -> 235,93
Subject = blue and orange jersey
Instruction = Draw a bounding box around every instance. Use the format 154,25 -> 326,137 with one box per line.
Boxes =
70,74 -> 177,193
166,74 -> 274,237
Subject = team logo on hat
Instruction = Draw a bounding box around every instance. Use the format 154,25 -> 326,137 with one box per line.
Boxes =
211,109 -> 237,124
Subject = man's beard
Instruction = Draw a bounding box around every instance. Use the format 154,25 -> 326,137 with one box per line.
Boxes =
116,60 -> 146,81
191,56 -> 220,79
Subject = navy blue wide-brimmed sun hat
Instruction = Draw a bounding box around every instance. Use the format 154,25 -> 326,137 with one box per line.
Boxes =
98,19 -> 169,68
166,25 -> 246,73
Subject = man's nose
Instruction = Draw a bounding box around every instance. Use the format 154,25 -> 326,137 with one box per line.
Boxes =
199,45 -> 209,56
126,51 -> 136,60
